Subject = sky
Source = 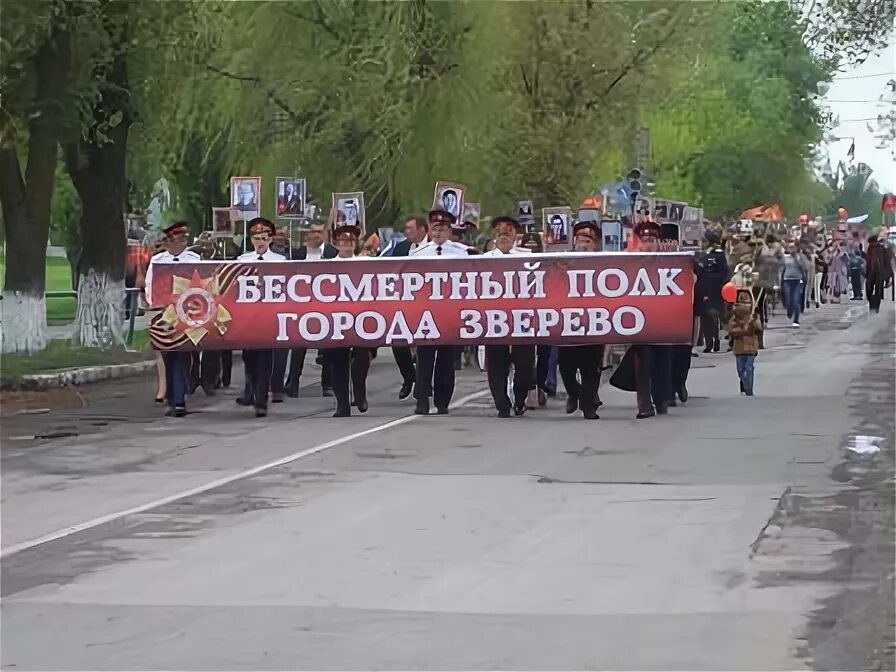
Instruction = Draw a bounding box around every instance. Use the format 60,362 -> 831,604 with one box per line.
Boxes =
820,33 -> 896,193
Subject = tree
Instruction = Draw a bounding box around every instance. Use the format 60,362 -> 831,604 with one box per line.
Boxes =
0,1 -> 73,353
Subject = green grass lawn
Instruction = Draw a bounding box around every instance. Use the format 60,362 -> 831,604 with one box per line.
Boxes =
0,329 -> 153,379
0,256 -> 77,324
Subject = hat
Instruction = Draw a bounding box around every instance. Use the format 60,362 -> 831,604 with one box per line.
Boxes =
491,216 -> 521,230
428,209 -> 457,226
247,217 -> 276,236
633,220 -> 660,239
573,221 -> 600,241
163,221 -> 189,238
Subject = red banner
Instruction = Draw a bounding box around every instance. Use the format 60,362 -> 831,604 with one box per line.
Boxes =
149,253 -> 694,350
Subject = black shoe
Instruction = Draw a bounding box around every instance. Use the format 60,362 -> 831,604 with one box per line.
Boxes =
332,407 -> 350,418
565,397 -> 579,414
255,406 -> 267,418
537,390 -> 547,407
155,396 -> 165,404
656,402 -> 668,415
286,386 -> 299,399
712,344 -> 720,353
497,409 -> 512,418
436,407 -> 449,415
202,385 -> 216,397
414,401 -> 430,415
513,402 -> 526,416
582,410 -> 599,420
322,387 -> 334,397
703,347 -> 712,354
636,410 -> 655,419
235,396 -> 253,406
678,386 -> 688,403
165,406 -> 186,418
691,352 -> 699,358
398,381 -> 413,400
357,399 -> 368,414
594,396 -> 603,409
271,392 -> 284,403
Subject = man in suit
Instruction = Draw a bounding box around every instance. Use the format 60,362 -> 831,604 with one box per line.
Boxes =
388,216 -> 429,398
278,223 -> 339,399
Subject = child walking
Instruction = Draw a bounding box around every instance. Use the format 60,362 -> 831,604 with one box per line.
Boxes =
727,290 -> 762,396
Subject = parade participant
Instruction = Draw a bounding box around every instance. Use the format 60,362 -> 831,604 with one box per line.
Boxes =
144,222 -> 200,417
387,216 -> 429,399
282,222 -> 338,398
186,233 -> 222,396
557,220 -> 603,419
865,229 -> 890,313
611,220 -> 671,419
481,217 -> 535,417
235,218 -> 286,417
410,209 -> 469,415
695,230 -> 729,353
727,289 -> 762,396
324,220 -> 374,416
781,240 -> 808,327
661,225 -> 693,406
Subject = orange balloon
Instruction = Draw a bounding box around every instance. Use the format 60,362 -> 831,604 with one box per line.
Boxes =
721,282 -> 738,303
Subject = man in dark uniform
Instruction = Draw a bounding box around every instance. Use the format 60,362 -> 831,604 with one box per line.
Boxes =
387,216 -> 429,398
279,223 -> 339,399
557,220 -> 603,420
235,218 -> 286,417
409,210 -> 469,415
630,220 -> 671,418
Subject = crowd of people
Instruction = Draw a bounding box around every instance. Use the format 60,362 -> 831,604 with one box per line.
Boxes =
693,221 -> 895,395
144,211 -> 895,423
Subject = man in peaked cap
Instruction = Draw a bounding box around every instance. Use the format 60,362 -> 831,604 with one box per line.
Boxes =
410,209 -> 468,415
236,218 -> 286,417
144,222 -> 201,418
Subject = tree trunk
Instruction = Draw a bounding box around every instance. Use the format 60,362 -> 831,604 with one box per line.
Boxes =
64,15 -> 131,349
0,25 -> 72,354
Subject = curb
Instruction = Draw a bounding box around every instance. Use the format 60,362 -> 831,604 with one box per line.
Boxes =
1,360 -> 157,392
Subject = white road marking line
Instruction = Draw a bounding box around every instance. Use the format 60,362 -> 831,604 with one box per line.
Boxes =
0,389 -> 491,559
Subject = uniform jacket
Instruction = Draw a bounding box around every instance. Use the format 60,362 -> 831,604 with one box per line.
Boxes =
695,246 -> 729,310
292,243 -> 338,260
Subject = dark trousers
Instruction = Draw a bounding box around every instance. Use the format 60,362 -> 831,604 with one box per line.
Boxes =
782,279 -> 803,323
271,349 -> 289,395
241,349 -> 273,409
220,350 -> 233,387
670,344 -> 692,394
415,345 -> 456,409
162,351 -> 188,409
391,346 -> 416,384
850,268 -> 863,298
325,348 -> 372,413
536,345 -> 553,393
485,345 -> 535,412
632,344 -> 671,414
287,348 -> 333,391
867,277 -> 885,312
190,350 -> 221,391
701,307 -> 720,350
557,345 -> 603,415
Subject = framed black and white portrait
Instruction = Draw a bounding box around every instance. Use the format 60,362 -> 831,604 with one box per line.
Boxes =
462,201 -> 481,228
432,181 -> 465,220
517,200 -> 535,230
211,208 -> 237,238
541,207 -> 572,247
230,176 -> 261,218
331,191 -> 366,235
275,177 -> 305,219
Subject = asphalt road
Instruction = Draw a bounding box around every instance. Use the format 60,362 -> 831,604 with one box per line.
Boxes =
2,300 -> 893,671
